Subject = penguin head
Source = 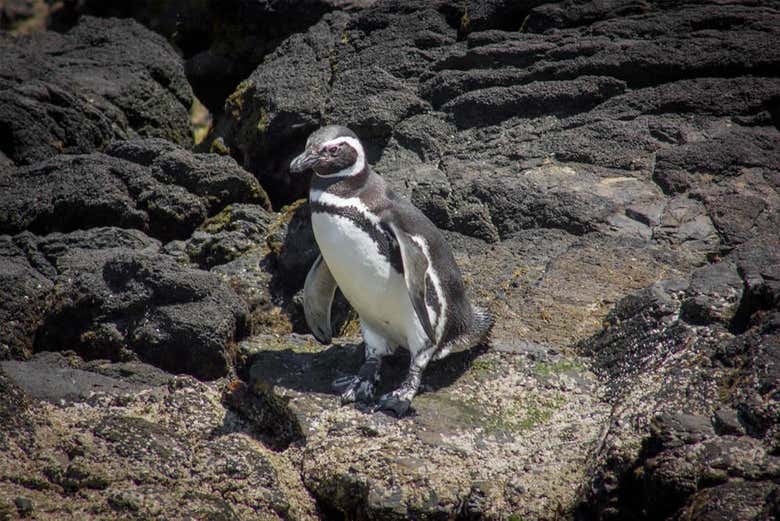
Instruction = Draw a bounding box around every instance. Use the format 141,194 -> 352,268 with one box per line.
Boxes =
290,125 -> 366,178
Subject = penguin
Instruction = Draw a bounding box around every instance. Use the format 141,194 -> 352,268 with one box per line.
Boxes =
290,125 -> 493,416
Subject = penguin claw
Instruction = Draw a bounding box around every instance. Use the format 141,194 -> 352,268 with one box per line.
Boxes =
375,392 -> 412,417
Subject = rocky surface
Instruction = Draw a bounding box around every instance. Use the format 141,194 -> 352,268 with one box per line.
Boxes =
0,352 -> 317,520
51,0 -> 378,114
0,138 -> 269,240
1,0 -> 779,520
0,16 -> 195,166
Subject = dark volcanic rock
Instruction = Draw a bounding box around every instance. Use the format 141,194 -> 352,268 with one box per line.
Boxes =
207,14 -> 347,206
0,16 -> 194,166
1,227 -> 251,380
165,203 -> 275,270
0,235 -> 53,360
0,351 -> 173,405
36,248 -> 249,380
0,139 -> 268,242
2,1 -> 780,520
443,75 -> 626,128
578,233 -> 780,520
58,0 -> 370,113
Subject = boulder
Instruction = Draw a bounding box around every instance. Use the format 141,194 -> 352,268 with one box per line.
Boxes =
54,0 -> 375,112
0,235 -> 53,360
36,247 -> 249,380
0,17 -> 194,166
1,227 -> 250,380
0,139 -> 268,242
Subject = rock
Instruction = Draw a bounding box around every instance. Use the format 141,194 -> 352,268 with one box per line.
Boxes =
0,351 -> 172,405
2,1 -> 780,519
0,369 -> 35,453
681,261 -> 744,326
0,358 -> 318,520
0,139 -> 268,241
206,14 -> 348,205
2,226 -> 251,379
57,0 -> 371,113
165,204 -> 275,270
241,335 -> 608,520
443,75 -> 626,128
676,480 -> 779,521
713,407 -> 746,436
0,235 -> 53,360
634,434 -> 780,520
13,496 -> 33,517
35,248 -> 249,380
577,226 -> 780,519
0,17 -> 194,166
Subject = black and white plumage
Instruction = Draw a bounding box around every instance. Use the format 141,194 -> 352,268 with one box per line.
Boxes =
290,125 -> 493,416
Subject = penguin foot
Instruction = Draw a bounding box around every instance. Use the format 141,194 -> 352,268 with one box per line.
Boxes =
375,390 -> 413,417
332,375 -> 375,404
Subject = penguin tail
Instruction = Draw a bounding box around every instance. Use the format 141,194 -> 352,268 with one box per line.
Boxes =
471,305 -> 495,346
433,305 -> 495,361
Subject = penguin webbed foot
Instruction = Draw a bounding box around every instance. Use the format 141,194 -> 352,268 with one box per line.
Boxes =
332,375 -> 376,404
375,387 -> 415,417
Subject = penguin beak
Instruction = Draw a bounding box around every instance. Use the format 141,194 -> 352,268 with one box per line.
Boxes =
290,148 -> 320,173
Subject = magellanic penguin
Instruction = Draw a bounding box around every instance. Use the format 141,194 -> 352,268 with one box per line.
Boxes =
290,125 -> 493,416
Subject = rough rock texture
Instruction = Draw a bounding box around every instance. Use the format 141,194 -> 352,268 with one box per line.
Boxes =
0,138 -> 269,241
0,353 -> 318,520
0,16 -> 194,166
2,1 -> 779,520
56,0 -> 377,113
577,237 -> 780,519
243,335 -> 607,520
0,227 -> 250,380
200,0 -> 780,518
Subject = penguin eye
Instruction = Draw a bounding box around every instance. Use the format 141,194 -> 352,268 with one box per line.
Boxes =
326,145 -> 339,155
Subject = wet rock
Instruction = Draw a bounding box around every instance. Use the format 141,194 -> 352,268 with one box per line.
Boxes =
0,139 -> 268,241
0,17 -> 194,166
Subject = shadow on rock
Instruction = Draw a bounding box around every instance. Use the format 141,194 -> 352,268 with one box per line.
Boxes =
246,337 -> 490,404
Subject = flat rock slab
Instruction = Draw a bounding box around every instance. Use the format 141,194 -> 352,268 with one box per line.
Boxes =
243,335 -> 609,519
0,357 -> 318,520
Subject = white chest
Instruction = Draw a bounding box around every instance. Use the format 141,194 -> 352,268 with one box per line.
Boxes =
310,195 -> 415,343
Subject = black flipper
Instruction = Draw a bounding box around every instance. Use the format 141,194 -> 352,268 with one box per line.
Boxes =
303,255 -> 338,344
387,222 -> 436,344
